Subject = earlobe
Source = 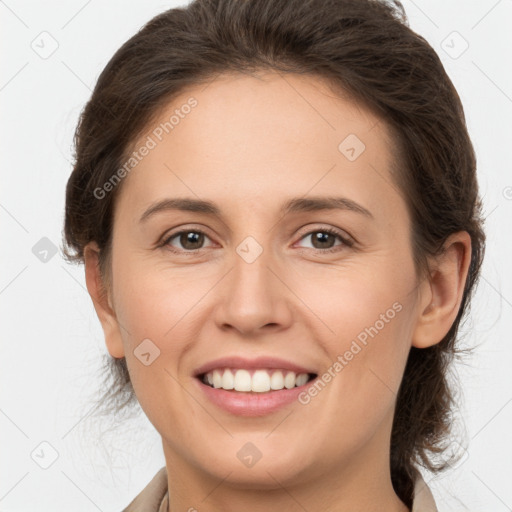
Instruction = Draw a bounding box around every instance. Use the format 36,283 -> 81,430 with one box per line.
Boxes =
411,231 -> 472,349
84,242 -> 125,358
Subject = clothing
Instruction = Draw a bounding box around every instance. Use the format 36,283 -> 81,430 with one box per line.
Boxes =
121,465 -> 438,512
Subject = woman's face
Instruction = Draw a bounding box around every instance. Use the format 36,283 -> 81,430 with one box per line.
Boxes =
100,72 -> 426,490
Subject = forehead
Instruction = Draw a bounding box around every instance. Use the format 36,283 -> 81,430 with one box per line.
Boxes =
118,71 -> 405,223
134,70 -> 393,156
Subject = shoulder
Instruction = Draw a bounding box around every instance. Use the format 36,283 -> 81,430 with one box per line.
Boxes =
121,466 -> 168,512
411,471 -> 438,512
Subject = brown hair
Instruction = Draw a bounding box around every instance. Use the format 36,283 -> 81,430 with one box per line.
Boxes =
63,0 -> 485,506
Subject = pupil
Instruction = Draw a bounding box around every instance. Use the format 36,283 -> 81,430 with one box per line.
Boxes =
181,231 -> 203,249
313,232 -> 333,249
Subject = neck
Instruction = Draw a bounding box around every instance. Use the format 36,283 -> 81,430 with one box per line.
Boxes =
161,412 -> 409,512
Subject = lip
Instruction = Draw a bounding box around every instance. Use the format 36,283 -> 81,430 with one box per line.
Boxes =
193,356 -> 318,417
193,355 -> 316,377
194,374 -> 318,417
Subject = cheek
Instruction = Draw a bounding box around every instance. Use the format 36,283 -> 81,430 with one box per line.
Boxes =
298,253 -> 417,403
110,256 -> 224,404
295,279 -> 415,463
298,254 -> 415,347
113,255 -> 209,341
110,260 -> 207,428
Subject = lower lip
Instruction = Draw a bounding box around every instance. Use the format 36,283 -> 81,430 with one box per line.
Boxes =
195,377 -> 316,417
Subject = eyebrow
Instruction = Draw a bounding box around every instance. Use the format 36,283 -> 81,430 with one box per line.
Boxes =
139,195 -> 373,223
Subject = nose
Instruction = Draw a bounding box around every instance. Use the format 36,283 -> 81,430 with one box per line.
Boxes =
213,242 -> 293,336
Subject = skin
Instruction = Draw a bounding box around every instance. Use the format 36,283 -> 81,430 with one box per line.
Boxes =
84,71 -> 471,512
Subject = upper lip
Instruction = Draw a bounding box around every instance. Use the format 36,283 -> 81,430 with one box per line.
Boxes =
194,356 -> 317,377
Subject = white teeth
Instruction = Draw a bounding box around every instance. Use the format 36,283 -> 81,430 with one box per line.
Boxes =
270,371 -> 284,390
222,369 -> 234,390
295,373 -> 309,387
233,369 -> 252,391
202,368 -> 312,392
284,372 -> 296,389
212,369 -> 222,389
251,370 -> 270,392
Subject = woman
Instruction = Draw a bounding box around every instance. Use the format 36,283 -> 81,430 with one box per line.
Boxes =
63,0 -> 485,510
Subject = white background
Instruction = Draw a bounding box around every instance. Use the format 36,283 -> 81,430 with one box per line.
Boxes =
1,0 -> 511,510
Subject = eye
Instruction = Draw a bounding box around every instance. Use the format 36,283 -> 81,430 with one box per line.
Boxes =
162,229 -> 214,252
295,227 -> 353,253
160,226 -> 353,254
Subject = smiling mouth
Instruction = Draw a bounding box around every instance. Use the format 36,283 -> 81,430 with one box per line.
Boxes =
198,368 -> 317,393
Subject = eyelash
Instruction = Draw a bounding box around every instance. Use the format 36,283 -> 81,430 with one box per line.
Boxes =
160,226 -> 354,255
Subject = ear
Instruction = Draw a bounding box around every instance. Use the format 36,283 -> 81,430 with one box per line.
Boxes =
84,242 -> 125,358
411,231 -> 472,349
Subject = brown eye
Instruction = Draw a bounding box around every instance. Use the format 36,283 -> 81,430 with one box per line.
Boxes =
296,227 -> 353,253
309,231 -> 338,250
164,230 -> 212,252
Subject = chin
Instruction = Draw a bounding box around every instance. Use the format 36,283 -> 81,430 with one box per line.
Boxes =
193,439 -> 315,489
